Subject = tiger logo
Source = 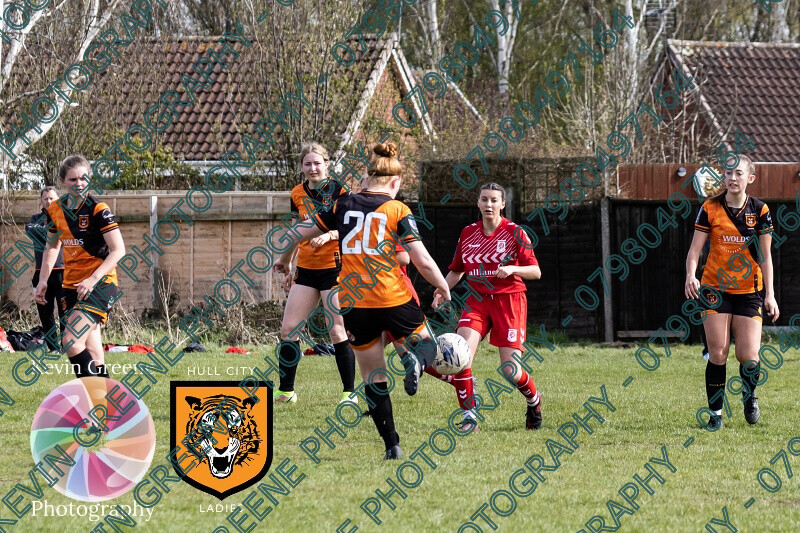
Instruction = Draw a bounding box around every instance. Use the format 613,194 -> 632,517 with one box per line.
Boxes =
184,394 -> 260,478
171,381 -> 272,499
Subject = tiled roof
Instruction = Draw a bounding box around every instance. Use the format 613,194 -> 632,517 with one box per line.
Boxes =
668,39 -> 800,162
2,35 -> 394,162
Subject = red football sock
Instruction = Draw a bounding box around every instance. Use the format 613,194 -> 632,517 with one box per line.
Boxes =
454,367 -> 476,410
425,367 -> 454,385
516,371 -> 540,406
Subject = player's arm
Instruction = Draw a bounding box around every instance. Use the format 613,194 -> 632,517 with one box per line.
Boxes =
34,236 -> 62,304
76,228 -> 125,301
684,229 -> 708,299
431,271 -> 464,309
281,244 -> 300,292
310,229 -> 338,249
498,227 -> 541,280
406,240 -> 450,304
758,232 -> 779,322
274,219 -> 324,274
496,264 -> 541,280
396,250 -> 410,267
443,270 -> 464,288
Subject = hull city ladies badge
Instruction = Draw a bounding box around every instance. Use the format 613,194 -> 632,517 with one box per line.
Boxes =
170,381 -> 272,499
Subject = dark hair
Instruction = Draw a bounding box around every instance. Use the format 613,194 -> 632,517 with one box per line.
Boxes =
479,182 -> 505,201
58,155 -> 91,181
40,186 -> 57,197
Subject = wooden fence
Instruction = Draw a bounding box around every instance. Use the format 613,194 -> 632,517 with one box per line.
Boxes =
1,191 -> 292,314
618,163 -> 800,200
4,191 -> 798,341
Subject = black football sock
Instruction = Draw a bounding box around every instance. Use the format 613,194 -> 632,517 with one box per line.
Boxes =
365,382 -> 398,449
333,340 -> 356,392
68,349 -> 95,378
706,361 -> 726,413
278,340 -> 301,392
740,361 -> 761,397
94,363 -> 109,378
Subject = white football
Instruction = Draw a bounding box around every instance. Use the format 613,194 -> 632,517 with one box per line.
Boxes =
433,333 -> 471,375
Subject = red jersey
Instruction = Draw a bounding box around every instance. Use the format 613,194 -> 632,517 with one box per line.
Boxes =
448,217 -> 538,295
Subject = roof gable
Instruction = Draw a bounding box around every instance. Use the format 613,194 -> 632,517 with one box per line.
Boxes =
668,39 -> 800,162
2,34 -> 406,162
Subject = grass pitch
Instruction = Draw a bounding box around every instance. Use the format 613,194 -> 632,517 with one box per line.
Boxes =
1,340 -> 799,532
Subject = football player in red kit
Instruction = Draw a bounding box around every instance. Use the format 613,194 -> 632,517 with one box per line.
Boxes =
434,183 -> 542,431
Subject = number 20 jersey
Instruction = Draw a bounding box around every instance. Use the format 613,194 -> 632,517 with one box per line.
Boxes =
314,191 -> 420,308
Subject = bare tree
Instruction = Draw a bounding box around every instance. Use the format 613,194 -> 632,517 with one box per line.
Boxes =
406,0 -> 444,67
489,0 -> 521,100
213,0 -> 371,189
0,0 -> 163,177
180,0 -> 243,35
771,0 -> 790,42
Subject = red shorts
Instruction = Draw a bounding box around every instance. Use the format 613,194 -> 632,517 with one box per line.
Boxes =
458,292 -> 527,350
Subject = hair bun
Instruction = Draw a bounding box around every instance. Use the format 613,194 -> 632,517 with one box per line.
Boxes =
374,142 -> 398,158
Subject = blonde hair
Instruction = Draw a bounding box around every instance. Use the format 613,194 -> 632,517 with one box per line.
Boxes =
734,154 -> 755,176
299,142 -> 330,172
367,142 -> 402,185
712,154 -> 755,198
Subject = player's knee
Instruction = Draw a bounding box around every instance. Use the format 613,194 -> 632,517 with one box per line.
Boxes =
280,321 -> 301,339
708,352 -> 727,365
64,339 -> 86,356
328,324 -> 348,343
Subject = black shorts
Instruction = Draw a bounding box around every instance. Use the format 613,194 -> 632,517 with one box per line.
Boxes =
32,270 -> 63,302
59,282 -> 120,325
344,299 -> 426,349
703,291 -> 763,322
293,266 -> 340,291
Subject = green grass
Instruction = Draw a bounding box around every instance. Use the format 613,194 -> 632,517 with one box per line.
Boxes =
1,341 -> 799,532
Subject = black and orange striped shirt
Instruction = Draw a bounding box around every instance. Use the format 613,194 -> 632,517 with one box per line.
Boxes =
314,191 -> 420,308
695,195 -> 772,294
47,194 -> 119,289
290,181 -> 348,270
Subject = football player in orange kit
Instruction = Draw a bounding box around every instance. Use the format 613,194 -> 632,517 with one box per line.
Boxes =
685,155 -> 779,429
35,155 -> 126,379
273,143 -> 356,406
275,142 -> 451,459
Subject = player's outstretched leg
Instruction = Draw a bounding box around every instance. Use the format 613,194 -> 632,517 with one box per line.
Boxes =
394,339 -> 454,386
425,367 -> 455,384
499,349 -> 542,430
401,335 -> 437,396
